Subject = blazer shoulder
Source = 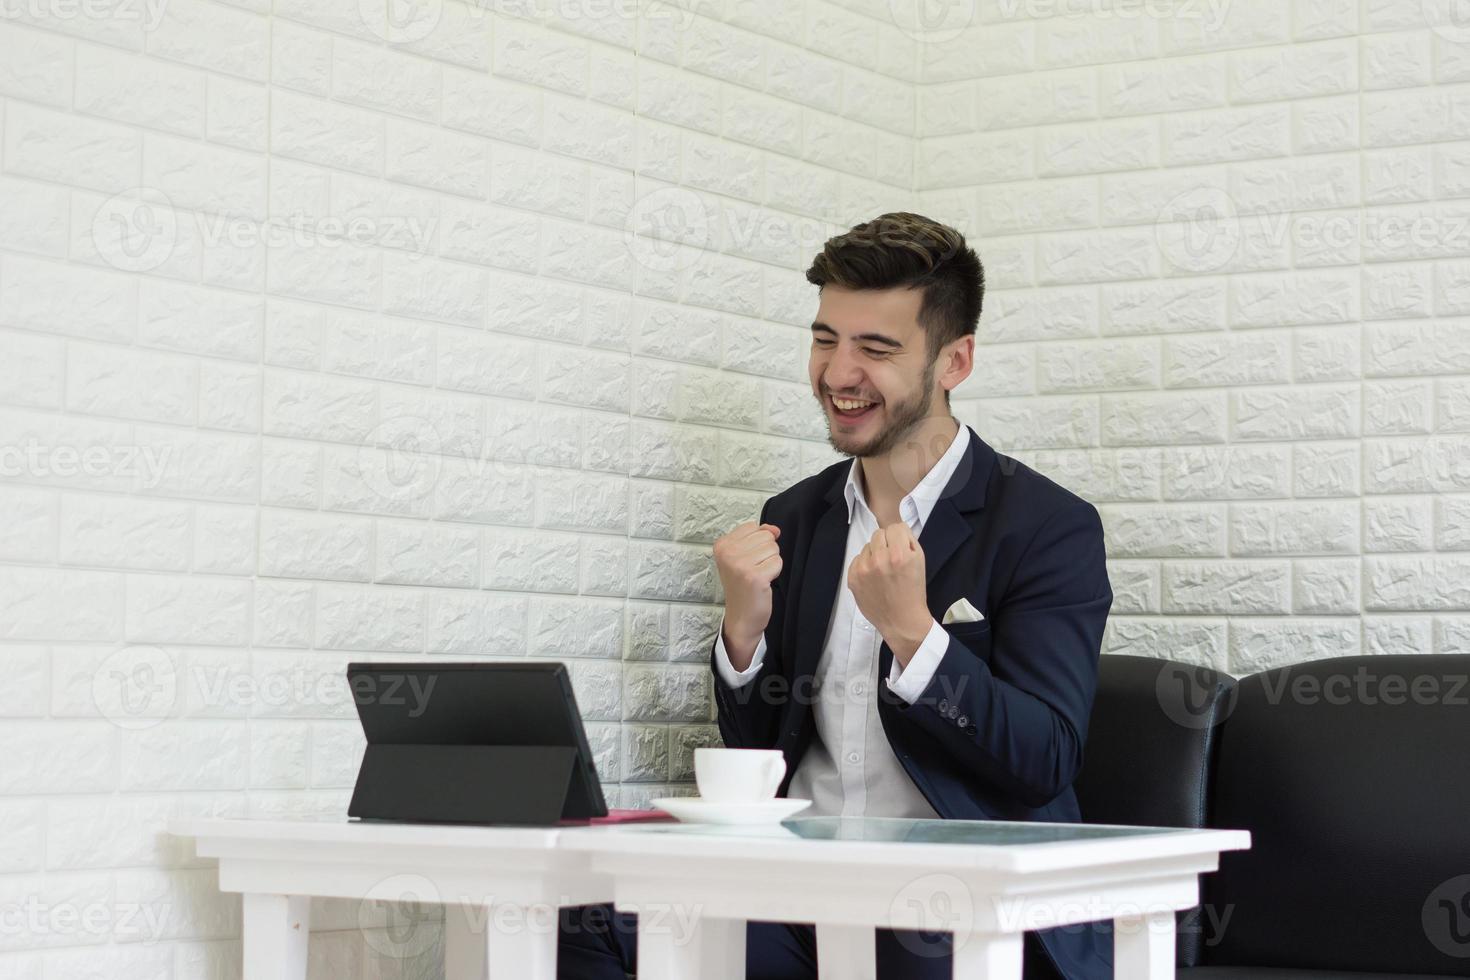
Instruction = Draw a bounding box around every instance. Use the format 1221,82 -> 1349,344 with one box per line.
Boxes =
991,449 -> 1102,527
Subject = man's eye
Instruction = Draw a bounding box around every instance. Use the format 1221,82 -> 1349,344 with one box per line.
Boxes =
864,349 -> 888,357
814,339 -> 834,347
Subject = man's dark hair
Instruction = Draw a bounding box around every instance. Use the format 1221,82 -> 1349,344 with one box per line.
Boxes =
804,212 -> 984,406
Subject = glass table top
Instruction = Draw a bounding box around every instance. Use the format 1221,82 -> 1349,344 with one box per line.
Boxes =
599,815 -> 1193,846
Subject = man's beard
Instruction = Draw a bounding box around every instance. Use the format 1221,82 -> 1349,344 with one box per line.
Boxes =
824,358 -> 937,459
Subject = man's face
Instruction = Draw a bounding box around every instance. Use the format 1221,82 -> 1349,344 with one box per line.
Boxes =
808,284 -> 944,459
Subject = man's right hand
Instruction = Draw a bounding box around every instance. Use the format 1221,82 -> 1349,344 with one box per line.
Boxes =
712,520 -> 783,671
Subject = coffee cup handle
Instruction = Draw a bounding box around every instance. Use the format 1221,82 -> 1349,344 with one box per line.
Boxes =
765,755 -> 785,797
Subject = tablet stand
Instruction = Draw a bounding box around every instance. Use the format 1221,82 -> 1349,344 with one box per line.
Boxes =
348,744 -> 594,825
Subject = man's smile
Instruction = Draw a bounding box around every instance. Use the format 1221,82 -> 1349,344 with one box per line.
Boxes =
828,393 -> 881,423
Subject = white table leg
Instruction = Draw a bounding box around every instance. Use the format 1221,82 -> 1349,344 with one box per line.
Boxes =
1114,911 -> 1175,979
636,905 -> 745,980
816,923 -> 875,980
484,905 -> 558,980
242,893 -> 310,980
951,931 -> 1022,979
444,905 -> 488,980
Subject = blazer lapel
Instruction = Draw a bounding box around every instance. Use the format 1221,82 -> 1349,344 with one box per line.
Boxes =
795,428 -> 999,685
917,427 -> 994,586
791,477 -> 851,685
880,428 -> 997,682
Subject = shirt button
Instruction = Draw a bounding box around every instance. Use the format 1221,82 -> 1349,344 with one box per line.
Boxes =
957,715 -> 968,727
846,751 -> 861,764
851,681 -> 866,696
857,619 -> 873,632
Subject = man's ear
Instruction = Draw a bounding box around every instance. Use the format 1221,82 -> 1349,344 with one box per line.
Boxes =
940,335 -> 974,394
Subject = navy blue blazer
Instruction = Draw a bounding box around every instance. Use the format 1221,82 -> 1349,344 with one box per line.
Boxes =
710,425 -> 1114,980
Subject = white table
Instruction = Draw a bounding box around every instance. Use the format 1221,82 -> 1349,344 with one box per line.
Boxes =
172,818 -> 611,980
175,816 -> 1248,980
559,817 -> 1250,980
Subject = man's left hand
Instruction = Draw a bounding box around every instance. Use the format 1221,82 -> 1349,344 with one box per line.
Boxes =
847,523 -> 934,666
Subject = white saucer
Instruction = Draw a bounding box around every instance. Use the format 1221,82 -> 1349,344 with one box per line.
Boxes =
651,796 -> 811,826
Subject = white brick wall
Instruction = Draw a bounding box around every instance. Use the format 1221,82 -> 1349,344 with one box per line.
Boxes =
2,0 -> 1468,973
0,0 -> 919,972
916,0 -> 1470,681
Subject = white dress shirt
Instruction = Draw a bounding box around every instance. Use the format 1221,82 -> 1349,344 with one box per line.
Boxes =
713,421 -> 973,818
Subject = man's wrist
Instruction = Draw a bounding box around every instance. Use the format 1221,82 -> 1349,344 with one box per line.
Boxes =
884,613 -> 937,667
721,623 -> 763,669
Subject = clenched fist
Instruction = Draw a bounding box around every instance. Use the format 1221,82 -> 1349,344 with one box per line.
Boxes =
847,523 -> 934,666
713,521 -> 783,669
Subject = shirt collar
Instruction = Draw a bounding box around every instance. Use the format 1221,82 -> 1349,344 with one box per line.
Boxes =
842,421 -> 971,530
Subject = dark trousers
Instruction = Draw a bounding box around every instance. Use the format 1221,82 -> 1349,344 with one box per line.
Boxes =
557,903 -> 1067,979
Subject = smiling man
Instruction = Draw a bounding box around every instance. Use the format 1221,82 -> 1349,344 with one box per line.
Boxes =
558,213 -> 1115,979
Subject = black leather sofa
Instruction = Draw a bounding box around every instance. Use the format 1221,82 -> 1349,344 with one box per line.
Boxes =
1074,654 -> 1470,979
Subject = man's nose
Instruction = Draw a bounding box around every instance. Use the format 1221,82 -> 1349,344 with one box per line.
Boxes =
823,345 -> 865,390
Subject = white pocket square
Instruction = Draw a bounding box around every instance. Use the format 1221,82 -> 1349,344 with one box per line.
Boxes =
942,597 -> 985,625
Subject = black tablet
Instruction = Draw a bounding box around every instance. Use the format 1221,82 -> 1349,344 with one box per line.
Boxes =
345,661 -> 608,825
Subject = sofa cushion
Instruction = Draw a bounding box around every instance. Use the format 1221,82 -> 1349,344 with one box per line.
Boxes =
1182,968 -> 1463,980
1200,655 -> 1470,975
1074,654 -> 1235,966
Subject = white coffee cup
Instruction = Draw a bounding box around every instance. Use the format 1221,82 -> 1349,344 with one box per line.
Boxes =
694,748 -> 785,804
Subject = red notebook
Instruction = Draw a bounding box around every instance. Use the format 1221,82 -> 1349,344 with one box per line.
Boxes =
559,807 -> 675,826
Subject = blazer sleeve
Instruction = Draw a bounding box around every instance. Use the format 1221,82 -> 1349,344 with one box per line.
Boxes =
885,502 -> 1111,808
709,498 -> 785,751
